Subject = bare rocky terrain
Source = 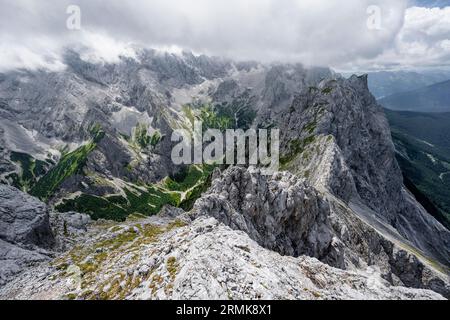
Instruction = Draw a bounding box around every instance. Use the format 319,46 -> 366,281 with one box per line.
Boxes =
0,185 -> 445,300
0,49 -> 448,300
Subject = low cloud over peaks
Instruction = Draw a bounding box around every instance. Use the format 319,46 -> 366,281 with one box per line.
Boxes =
0,0 -> 448,72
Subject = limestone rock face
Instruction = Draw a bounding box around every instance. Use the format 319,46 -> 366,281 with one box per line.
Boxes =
192,167 -> 333,259
50,211 -> 91,251
0,184 -> 55,248
191,167 -> 449,298
262,74 -> 450,266
0,49 -> 448,300
0,185 -> 55,285
0,239 -> 49,287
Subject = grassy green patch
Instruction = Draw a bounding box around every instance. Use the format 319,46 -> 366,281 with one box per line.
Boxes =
199,104 -> 233,131
30,141 -> 97,200
56,185 -> 180,221
131,123 -> 162,149
213,95 -> 257,130
150,131 -> 162,147
95,228 -> 139,250
166,164 -> 215,211
179,175 -> 212,210
164,165 -> 206,192
56,194 -> 129,221
322,87 -> 333,94
280,136 -> 316,167
29,126 -> 104,200
56,164 -> 216,221
182,105 -> 196,126
89,123 -> 106,143
166,257 -> 178,279
303,121 -> 317,135
183,100 -> 256,132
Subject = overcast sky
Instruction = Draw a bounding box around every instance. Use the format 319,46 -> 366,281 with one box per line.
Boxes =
0,0 -> 449,72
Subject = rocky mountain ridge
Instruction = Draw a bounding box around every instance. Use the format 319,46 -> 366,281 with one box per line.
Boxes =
0,183 -> 446,300
0,48 -> 448,299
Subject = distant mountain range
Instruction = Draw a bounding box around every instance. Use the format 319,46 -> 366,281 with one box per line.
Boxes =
386,109 -> 450,229
380,79 -> 450,113
366,70 -> 450,99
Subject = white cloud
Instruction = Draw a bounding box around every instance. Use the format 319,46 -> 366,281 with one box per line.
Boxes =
337,6 -> 450,71
0,0 -> 447,72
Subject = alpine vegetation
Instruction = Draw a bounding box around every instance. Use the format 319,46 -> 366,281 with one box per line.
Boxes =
171,120 -> 280,175
0,0 -> 449,304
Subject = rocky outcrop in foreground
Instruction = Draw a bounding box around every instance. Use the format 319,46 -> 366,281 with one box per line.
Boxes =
0,50 -> 448,300
0,185 -> 55,286
0,171 -> 448,300
0,185 -> 90,286
0,212 -> 444,300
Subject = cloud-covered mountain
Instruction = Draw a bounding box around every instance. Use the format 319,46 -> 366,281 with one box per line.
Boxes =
0,49 -> 448,299
1,0 -> 450,303
1,1 -> 449,72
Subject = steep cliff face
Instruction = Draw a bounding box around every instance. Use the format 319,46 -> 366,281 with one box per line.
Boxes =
0,185 -> 54,285
191,167 -> 449,297
256,74 -> 449,266
0,184 -> 55,248
0,50 -> 234,214
0,208 -> 445,300
0,185 -> 90,286
268,75 -> 406,218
